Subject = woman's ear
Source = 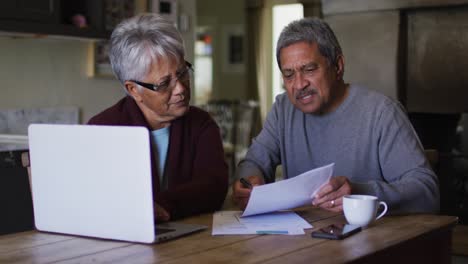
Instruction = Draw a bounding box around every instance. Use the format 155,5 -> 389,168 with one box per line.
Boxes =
124,81 -> 142,102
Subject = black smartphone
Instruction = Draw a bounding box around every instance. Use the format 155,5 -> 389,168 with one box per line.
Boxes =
311,223 -> 361,240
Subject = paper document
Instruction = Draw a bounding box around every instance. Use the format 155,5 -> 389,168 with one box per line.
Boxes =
212,211 -> 312,235
242,163 -> 334,217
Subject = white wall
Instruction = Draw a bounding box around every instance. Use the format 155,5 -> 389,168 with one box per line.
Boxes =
178,0 -> 196,65
0,37 -> 123,123
0,0 -> 197,124
325,11 -> 400,100
197,0 -> 248,100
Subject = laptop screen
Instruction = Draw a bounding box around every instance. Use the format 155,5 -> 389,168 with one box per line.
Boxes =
29,124 -> 156,243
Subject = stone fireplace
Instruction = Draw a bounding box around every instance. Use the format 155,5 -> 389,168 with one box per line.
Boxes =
322,0 -> 468,221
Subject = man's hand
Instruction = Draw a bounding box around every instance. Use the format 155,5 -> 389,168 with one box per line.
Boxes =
155,203 -> 170,222
232,175 -> 265,210
312,176 -> 352,212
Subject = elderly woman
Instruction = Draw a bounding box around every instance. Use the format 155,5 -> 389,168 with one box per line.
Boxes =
88,14 -> 228,221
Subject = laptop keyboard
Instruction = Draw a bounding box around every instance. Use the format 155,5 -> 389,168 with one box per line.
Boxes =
155,227 -> 176,235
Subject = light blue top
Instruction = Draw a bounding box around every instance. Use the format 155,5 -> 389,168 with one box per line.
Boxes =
236,84 -> 439,214
151,126 -> 170,190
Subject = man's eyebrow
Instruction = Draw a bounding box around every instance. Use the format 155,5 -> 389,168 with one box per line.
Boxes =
282,61 -> 318,71
301,62 -> 319,69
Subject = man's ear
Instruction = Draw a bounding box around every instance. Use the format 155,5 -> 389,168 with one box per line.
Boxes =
335,55 -> 345,80
124,81 -> 142,102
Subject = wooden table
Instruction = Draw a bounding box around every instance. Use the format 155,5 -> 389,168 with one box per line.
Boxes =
0,208 -> 457,264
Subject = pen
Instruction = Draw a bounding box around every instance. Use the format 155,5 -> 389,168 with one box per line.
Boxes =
240,178 -> 253,189
256,230 -> 289,235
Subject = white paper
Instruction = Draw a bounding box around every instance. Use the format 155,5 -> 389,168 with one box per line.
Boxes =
212,211 -> 312,235
242,163 -> 334,217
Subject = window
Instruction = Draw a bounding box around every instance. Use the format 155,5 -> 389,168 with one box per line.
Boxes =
272,4 -> 303,102
194,27 -> 214,105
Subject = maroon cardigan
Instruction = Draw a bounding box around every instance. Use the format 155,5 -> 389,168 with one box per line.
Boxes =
88,96 -> 228,219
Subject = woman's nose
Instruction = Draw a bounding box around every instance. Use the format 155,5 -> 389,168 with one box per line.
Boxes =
172,78 -> 188,95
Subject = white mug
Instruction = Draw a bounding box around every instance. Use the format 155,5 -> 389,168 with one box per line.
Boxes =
343,195 -> 388,227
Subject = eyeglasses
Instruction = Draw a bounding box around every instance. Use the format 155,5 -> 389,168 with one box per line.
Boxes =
130,61 -> 193,93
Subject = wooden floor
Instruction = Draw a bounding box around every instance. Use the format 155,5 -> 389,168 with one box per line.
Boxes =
453,224 -> 468,256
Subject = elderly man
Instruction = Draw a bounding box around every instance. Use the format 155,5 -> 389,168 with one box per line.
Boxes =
88,14 -> 228,221
233,18 -> 439,214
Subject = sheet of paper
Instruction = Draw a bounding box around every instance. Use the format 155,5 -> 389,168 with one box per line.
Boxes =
242,163 -> 334,217
212,211 -> 312,236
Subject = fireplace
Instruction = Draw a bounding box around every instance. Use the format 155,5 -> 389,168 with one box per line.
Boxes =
405,6 -> 468,113
323,0 -> 468,222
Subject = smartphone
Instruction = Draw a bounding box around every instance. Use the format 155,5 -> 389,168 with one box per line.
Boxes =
311,223 -> 361,240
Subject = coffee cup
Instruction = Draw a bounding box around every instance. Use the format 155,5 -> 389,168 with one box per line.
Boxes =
343,195 -> 388,227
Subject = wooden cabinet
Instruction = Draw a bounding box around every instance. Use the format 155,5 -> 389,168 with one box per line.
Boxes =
0,150 -> 34,235
0,0 -> 59,23
0,0 -> 109,39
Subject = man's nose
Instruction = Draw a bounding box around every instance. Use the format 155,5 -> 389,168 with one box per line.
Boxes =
292,72 -> 308,90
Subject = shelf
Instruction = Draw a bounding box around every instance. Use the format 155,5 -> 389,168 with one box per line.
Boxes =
0,0 -> 111,40
0,19 -> 110,40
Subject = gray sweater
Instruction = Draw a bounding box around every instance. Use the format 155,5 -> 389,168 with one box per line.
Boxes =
237,85 -> 439,214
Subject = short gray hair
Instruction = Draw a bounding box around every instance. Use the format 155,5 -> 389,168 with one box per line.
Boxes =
276,18 -> 342,69
109,13 -> 185,84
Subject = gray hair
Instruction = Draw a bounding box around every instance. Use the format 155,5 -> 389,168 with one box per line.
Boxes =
109,13 -> 185,85
276,18 -> 342,69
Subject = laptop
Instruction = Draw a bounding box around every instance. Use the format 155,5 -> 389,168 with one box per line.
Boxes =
28,124 -> 206,243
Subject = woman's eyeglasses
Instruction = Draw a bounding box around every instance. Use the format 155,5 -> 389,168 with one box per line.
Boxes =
130,61 -> 193,93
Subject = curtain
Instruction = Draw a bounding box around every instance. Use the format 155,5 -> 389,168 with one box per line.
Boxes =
246,0 -> 272,122
246,0 -> 322,121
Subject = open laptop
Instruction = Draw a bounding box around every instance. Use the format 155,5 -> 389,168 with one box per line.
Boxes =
28,124 -> 206,243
